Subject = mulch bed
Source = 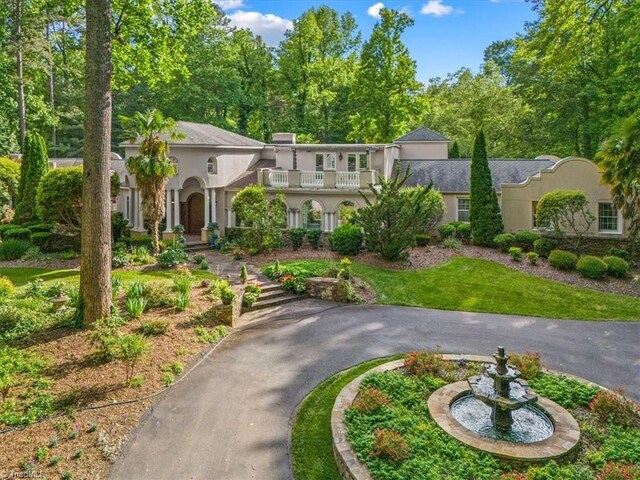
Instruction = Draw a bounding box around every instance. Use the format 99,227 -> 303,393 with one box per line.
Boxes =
0,284 -> 226,480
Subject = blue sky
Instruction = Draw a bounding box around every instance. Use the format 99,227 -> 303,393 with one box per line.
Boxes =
220,0 -> 538,83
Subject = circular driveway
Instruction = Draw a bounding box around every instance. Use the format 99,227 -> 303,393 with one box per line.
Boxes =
110,300 -> 640,480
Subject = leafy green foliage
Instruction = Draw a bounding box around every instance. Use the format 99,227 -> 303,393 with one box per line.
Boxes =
0,277 -> 15,297
603,256 -> 630,278
139,320 -> 169,336
529,374 -> 599,409
0,239 -> 31,261
526,251 -> 539,265
194,325 -> 228,344
549,249 -> 578,270
157,246 -> 188,268
536,190 -> 595,250
470,130 -> 503,246
589,391 -> 640,428
509,246 -> 522,261
306,230 -> 322,249
514,231 -> 540,251
232,186 -> 286,253
289,229 -> 306,250
494,233 -> 516,253
3,227 -> 31,241
329,224 -> 363,255
438,223 -> 456,239
533,238 -> 558,258
577,256 -> 609,279
36,166 -> 83,227
15,132 -> 48,225
508,351 -> 542,380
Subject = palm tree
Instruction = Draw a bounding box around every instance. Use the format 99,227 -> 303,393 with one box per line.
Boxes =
121,109 -> 184,255
595,114 -> 640,248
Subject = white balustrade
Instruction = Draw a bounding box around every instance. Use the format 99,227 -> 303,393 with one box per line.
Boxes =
300,171 -> 324,187
268,170 -> 289,187
336,171 -> 360,188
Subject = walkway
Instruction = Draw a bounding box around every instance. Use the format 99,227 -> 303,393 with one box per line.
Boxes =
110,299 -> 640,480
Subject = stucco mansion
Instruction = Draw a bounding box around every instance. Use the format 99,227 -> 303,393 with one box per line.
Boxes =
115,122 -> 628,241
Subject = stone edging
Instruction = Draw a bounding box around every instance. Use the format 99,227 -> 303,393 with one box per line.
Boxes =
331,355 -> 595,480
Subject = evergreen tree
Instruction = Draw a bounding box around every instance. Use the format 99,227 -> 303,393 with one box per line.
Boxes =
15,131 -> 49,224
469,130 -> 503,245
449,141 -> 460,158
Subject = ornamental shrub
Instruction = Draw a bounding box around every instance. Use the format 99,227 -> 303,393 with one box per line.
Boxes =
442,238 -> 461,250
0,239 -> 31,260
456,223 -> 472,243
329,224 -> 362,255
0,224 -> 19,237
0,277 -> 15,297
36,166 -> 83,227
404,351 -> 453,378
31,232 -> 53,249
607,248 -> 629,261
371,428 -> 410,463
307,229 -> 322,249
527,251 -> 539,265
4,227 -> 31,241
438,223 -> 455,239
533,237 -> 558,258
26,223 -> 53,233
549,249 -> 578,270
157,246 -> 188,268
589,390 -> 640,428
494,233 -> 516,253
15,132 -> 49,224
240,264 -> 248,284
289,228 -> 305,250
514,231 -> 540,251
508,246 -> 522,262
596,462 -> 640,480
577,256 -> 608,279
352,386 -> 390,413
535,189 -> 595,250
509,351 -> 542,380
414,234 -> 430,247
603,256 -> 630,278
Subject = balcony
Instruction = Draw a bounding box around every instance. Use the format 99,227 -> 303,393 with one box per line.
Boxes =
262,169 -> 377,190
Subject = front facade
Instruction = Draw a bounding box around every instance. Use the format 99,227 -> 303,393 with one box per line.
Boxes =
116,122 -> 628,241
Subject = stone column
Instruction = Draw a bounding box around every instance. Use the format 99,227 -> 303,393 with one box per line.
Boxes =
226,209 -> 232,228
211,189 -> 217,223
163,190 -> 172,233
127,188 -> 133,226
204,188 -> 211,225
136,189 -> 143,230
173,189 -> 180,227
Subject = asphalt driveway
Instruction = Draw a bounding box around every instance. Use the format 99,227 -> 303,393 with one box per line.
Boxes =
110,300 -> 640,480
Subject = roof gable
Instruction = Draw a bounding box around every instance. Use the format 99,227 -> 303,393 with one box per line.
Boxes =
394,127 -> 450,143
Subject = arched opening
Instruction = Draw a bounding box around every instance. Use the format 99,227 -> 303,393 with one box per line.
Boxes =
302,200 -> 322,231
207,157 -> 217,174
337,201 -> 356,226
185,193 -> 204,234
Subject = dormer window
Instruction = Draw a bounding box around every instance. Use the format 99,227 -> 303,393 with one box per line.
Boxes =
208,157 -> 217,174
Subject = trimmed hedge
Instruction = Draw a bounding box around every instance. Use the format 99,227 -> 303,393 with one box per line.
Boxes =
494,233 -> 516,253
289,228 -> 306,250
121,235 -> 153,251
329,224 -> 362,256
576,256 -> 608,279
27,223 -> 54,233
456,223 -> 471,243
0,224 -> 19,236
548,249 -> 578,270
533,237 -> 558,258
3,227 -> 32,240
603,256 -> 630,278
31,231 -> 53,249
438,223 -> 455,239
514,231 -> 540,251
415,234 -> 431,247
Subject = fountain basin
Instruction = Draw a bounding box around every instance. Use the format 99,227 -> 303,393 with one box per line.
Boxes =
428,381 -> 581,464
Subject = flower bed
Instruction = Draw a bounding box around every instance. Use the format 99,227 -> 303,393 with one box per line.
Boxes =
340,352 -> 639,480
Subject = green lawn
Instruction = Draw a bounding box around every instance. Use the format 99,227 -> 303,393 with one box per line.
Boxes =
291,356 -> 402,480
271,258 -> 640,321
0,266 -> 217,288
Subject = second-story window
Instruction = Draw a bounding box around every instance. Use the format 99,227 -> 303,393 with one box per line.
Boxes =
358,153 -> 368,170
208,157 -> 217,174
325,152 -> 337,170
315,154 -> 324,172
347,154 -> 356,172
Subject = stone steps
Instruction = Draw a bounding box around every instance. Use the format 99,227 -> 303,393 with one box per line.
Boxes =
243,292 -> 308,312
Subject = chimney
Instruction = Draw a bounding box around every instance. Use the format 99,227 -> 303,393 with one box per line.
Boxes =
272,133 -> 296,145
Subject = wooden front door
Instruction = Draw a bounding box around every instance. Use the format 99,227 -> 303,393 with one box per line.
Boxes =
186,193 -> 204,234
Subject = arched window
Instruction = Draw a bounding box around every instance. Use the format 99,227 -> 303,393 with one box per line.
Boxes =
208,157 -> 217,174
169,156 -> 178,174
302,200 -> 322,231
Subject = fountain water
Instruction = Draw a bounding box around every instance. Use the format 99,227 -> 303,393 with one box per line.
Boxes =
449,346 -> 554,443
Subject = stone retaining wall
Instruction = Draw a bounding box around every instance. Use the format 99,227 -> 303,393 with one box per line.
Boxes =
305,277 -> 350,302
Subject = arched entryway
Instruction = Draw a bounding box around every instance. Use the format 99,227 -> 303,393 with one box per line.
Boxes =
184,193 -> 204,234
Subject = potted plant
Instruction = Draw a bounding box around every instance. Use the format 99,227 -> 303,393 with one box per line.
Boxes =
173,224 -> 185,245
207,222 -> 220,249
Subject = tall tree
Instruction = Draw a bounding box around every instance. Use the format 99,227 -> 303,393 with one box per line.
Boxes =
80,0 -> 112,324
121,109 -> 182,255
449,141 -> 460,159
469,130 -> 503,246
595,114 -> 640,245
348,9 -> 420,143
14,130 -> 48,223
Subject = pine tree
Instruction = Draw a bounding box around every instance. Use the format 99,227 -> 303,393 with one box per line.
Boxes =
469,130 -> 503,245
449,141 -> 460,158
15,131 -> 49,224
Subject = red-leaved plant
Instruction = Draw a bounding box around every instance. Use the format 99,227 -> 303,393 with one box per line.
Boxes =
589,389 -> 640,428
595,462 -> 640,480
404,349 -> 453,379
508,351 -> 543,380
371,428 -> 410,463
352,387 -> 390,413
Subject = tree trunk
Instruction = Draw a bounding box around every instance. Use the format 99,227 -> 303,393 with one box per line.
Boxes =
152,220 -> 159,256
80,0 -> 112,323
15,0 -> 26,143
46,21 -> 57,156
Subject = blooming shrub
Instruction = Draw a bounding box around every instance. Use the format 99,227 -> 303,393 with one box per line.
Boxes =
352,386 -> 390,413
548,249 -> 578,270
577,256 -> 609,279
280,274 -> 306,294
589,390 -> 640,428
371,428 -> 410,463
509,351 -> 542,380
404,350 -> 453,379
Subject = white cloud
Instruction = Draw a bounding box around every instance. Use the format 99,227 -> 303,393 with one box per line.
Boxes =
420,0 -> 460,16
215,0 -> 244,10
367,2 -> 385,18
228,11 -> 293,46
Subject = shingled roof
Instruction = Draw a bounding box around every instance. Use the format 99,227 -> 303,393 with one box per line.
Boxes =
394,127 -> 450,143
122,121 -> 264,148
399,158 -> 557,192
226,159 -> 276,189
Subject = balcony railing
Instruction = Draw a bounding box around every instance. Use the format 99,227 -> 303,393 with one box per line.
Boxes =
300,171 -> 324,187
269,170 -> 289,187
336,171 -> 360,188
